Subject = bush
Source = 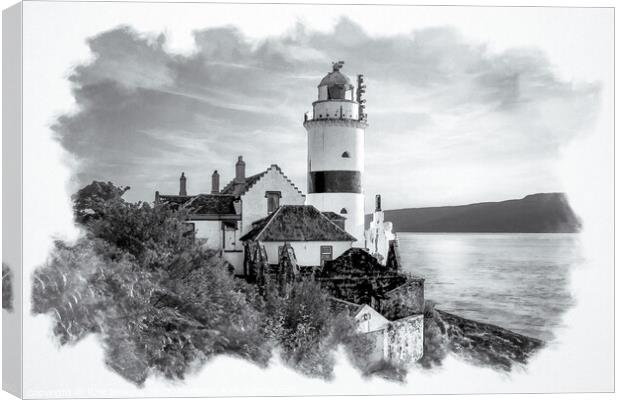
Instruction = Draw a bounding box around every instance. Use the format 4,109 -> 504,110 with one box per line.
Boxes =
32,182 -> 269,385
32,181 -> 382,385
3,263 -> 13,312
418,301 -> 448,368
260,277 -> 336,378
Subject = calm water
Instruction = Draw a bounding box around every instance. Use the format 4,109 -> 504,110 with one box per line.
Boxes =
398,233 -> 582,342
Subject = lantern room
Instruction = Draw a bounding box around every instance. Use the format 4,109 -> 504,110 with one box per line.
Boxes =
317,61 -> 355,101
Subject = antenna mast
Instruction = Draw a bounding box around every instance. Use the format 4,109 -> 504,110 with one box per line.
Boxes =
357,74 -> 367,122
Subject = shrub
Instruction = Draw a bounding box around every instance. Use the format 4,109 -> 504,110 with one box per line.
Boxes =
2,263 -> 13,312
32,181 -> 390,385
32,182 -> 270,385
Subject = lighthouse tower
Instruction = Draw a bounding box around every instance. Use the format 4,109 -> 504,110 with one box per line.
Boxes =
303,61 -> 367,244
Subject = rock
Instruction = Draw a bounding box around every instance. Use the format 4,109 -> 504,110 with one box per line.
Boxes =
420,304 -> 543,371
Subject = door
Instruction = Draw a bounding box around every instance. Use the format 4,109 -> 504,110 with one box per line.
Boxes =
320,245 -> 333,266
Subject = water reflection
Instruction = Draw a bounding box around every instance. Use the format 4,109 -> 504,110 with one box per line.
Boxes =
398,233 -> 581,341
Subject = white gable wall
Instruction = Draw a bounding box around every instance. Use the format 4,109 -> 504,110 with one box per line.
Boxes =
261,241 -> 351,266
193,220 -> 222,248
192,220 -> 245,274
240,166 -> 305,235
192,220 -> 241,251
182,166 -> 306,275
355,304 -> 390,333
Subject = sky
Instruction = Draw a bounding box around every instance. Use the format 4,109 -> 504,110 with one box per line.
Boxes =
47,4 -> 603,210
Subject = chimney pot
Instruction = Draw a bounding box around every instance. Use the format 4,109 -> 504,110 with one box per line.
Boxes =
235,156 -> 246,183
211,170 -> 220,194
179,172 -> 187,196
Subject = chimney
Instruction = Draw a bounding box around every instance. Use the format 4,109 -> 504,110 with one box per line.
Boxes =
211,170 -> 220,194
235,156 -> 246,183
179,172 -> 187,196
375,194 -> 382,212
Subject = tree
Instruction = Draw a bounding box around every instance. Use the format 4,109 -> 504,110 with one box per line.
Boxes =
32,182 -> 269,385
73,181 -> 130,224
32,181 -> 379,385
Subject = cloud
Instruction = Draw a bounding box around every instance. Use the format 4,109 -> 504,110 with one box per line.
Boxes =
53,18 -> 600,208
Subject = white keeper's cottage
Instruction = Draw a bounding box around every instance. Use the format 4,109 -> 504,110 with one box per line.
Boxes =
156,159 -> 306,273
240,204 -> 356,270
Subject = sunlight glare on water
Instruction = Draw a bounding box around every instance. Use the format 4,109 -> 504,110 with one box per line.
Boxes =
397,233 -> 582,342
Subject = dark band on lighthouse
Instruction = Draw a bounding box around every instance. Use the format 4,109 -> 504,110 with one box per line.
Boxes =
308,171 -> 362,194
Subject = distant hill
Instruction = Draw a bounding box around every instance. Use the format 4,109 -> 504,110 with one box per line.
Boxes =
366,193 -> 581,233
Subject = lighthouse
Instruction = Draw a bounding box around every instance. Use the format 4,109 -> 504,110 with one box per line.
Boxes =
304,61 -> 367,244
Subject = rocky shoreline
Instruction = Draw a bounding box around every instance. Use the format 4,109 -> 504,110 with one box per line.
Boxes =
421,305 -> 544,371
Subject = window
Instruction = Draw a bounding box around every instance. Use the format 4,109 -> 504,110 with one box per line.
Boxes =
265,191 -> 281,213
278,245 -> 284,262
328,84 -> 346,100
341,151 -> 350,158
320,245 -> 333,266
340,208 -> 348,214
183,222 -> 195,238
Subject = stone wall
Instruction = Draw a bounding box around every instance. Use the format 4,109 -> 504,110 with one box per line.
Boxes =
379,279 -> 425,320
385,314 -> 424,366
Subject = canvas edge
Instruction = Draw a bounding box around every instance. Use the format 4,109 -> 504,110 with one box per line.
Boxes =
2,1 -> 24,398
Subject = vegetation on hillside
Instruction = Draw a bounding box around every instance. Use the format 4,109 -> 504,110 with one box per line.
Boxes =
31,181 -> 372,385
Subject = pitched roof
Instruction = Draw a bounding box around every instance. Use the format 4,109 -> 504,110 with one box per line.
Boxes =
183,194 -> 238,215
315,247 -> 411,305
220,171 -> 268,196
158,193 -> 238,216
322,247 -> 391,273
328,297 -> 365,316
240,205 -> 357,242
220,164 -> 304,197
158,194 -> 192,208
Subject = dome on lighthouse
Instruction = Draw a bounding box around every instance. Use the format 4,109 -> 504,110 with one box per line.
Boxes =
318,61 -> 354,100
318,70 -> 353,88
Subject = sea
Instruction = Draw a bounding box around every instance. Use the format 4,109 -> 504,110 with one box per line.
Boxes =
397,233 -> 582,342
